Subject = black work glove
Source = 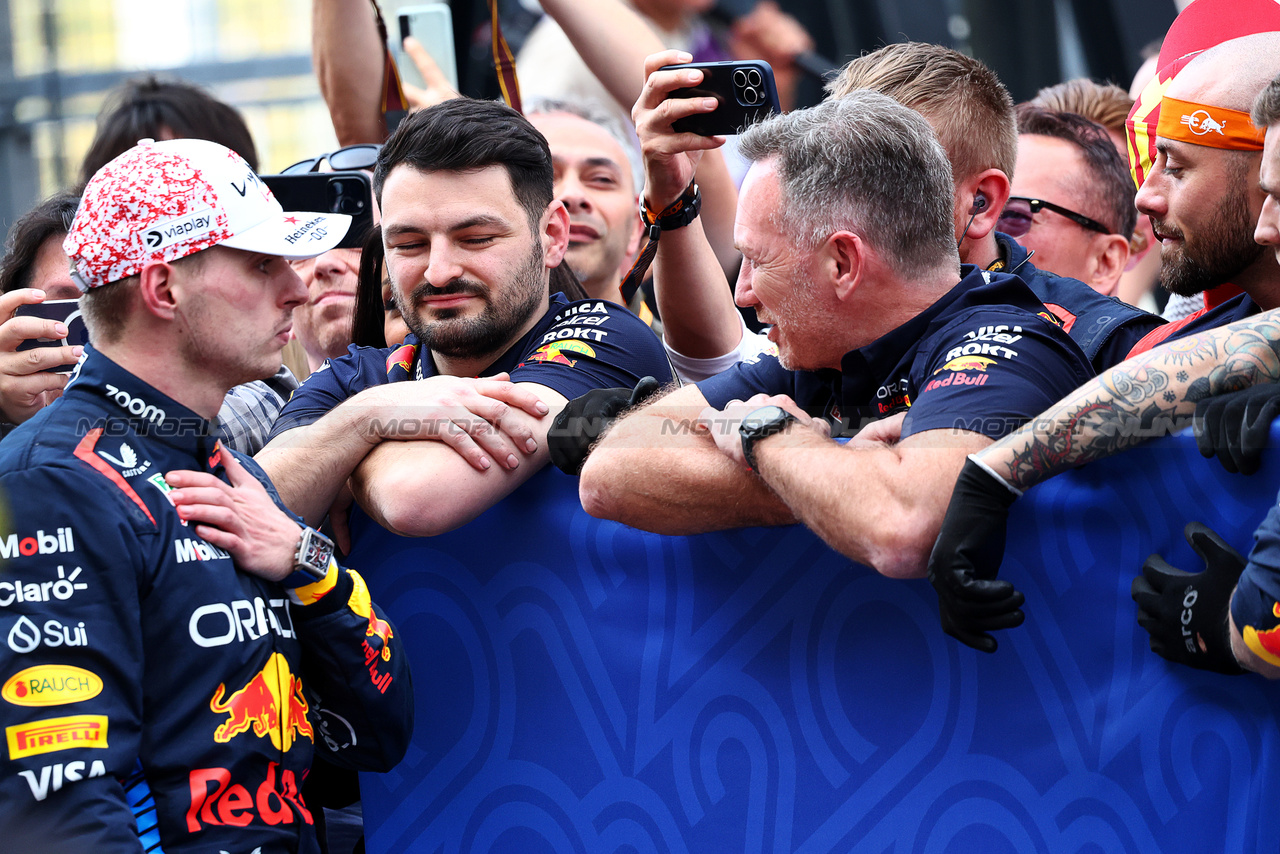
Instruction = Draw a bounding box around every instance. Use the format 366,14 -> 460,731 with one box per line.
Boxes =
547,376 -> 661,475
926,457 -> 1026,653
1131,521 -> 1246,674
1193,383 -> 1280,475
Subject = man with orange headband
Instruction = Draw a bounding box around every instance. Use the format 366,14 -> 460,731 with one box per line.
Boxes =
923,62 -> 1280,663
923,36 -> 1280,654
1126,33 -> 1280,355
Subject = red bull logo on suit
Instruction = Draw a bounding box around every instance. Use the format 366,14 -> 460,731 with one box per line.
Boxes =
523,340 -> 596,368
209,652 -> 313,752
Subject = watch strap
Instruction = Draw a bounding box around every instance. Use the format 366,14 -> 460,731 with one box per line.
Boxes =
619,182 -> 702,300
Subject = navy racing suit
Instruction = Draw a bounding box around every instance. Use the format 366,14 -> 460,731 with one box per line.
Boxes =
0,347 -> 412,853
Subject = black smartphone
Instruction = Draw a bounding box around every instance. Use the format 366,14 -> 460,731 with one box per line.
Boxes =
261,171 -> 375,249
661,60 -> 780,136
15,299 -> 88,373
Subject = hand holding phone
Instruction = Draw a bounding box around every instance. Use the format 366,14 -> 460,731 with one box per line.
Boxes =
0,290 -> 84,422
660,60 -> 780,136
634,51 -> 731,213
395,3 -> 458,93
399,35 -> 460,110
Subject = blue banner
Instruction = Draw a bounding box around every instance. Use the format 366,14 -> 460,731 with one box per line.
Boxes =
352,431 -> 1280,852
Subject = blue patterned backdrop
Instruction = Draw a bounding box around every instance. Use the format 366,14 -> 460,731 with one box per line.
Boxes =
350,432 -> 1280,853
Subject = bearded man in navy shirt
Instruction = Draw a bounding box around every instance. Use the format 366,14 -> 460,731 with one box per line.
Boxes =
258,98 -> 673,538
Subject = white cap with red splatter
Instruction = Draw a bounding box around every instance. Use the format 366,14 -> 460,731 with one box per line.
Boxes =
64,137 -> 350,290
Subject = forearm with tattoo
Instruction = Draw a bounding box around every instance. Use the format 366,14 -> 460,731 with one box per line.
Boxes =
979,311 -> 1280,491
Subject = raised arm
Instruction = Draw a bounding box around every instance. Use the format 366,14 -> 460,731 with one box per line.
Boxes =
536,0 -> 662,111
632,52 -> 746,361
312,0 -> 387,145
531,2 -> 743,277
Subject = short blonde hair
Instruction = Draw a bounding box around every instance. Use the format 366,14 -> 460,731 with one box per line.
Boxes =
79,250 -> 206,344
1031,78 -> 1133,137
826,42 -> 1017,183
78,276 -> 139,345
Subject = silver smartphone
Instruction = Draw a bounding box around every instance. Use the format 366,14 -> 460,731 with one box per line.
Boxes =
395,3 -> 458,92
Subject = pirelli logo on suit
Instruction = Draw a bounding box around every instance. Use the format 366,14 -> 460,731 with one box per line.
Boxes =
6,714 -> 109,759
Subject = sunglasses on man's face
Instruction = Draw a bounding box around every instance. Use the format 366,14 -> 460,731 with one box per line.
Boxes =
997,196 -> 1113,239
282,143 -> 382,175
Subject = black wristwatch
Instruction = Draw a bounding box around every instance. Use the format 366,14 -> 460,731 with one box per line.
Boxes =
739,405 -> 797,471
287,525 -> 336,586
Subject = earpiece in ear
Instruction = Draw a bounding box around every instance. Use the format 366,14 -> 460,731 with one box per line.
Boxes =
970,192 -> 989,214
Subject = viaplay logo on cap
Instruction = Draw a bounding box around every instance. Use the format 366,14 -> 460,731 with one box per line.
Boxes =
143,208 -> 217,252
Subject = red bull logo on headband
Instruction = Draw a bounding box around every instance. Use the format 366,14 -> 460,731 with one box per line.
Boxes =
209,653 -> 313,752
1181,110 -> 1225,136
1157,97 -> 1264,150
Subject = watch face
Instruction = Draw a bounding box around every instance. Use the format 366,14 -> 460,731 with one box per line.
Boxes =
742,406 -> 787,433
296,527 -> 335,578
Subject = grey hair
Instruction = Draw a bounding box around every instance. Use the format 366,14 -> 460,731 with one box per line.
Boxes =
738,90 -> 959,277
1253,71 -> 1280,129
525,96 -> 643,192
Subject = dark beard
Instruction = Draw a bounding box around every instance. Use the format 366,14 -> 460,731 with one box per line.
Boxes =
1158,179 -> 1264,297
397,240 -> 546,360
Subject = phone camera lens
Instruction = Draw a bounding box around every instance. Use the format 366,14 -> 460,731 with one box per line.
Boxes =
327,180 -> 366,215
742,86 -> 760,105
733,69 -> 748,87
746,68 -> 762,87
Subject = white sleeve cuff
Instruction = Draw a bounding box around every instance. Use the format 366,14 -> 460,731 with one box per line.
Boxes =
966,453 -> 1024,498
663,314 -> 772,383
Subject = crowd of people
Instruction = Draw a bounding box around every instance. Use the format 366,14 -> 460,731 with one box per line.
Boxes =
3,0 -> 1280,850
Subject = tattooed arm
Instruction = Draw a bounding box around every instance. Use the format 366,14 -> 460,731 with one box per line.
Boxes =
976,309 -> 1280,489
927,309 -> 1280,653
